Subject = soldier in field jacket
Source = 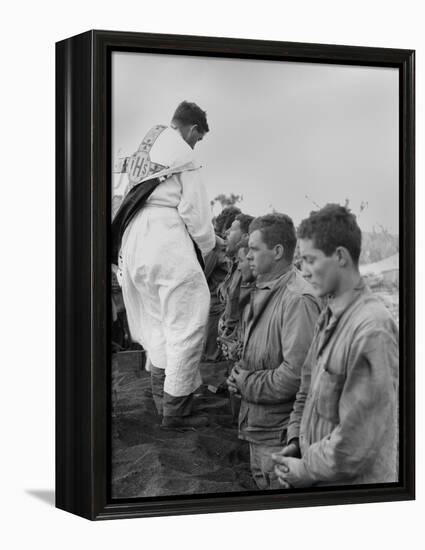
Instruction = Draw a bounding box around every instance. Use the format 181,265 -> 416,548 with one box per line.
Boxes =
227,213 -> 320,490
272,204 -> 399,487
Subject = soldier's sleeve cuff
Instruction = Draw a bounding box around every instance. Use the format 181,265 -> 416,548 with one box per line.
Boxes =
291,458 -> 316,487
286,426 -> 300,445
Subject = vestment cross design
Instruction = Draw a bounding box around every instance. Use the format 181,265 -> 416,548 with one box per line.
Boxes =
113,125 -> 168,186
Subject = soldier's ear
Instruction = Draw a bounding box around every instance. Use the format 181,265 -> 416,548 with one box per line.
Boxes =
335,246 -> 351,267
274,244 -> 284,261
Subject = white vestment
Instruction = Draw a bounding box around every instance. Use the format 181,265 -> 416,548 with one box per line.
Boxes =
119,127 -> 215,397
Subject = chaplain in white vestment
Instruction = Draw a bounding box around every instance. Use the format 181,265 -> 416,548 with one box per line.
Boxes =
118,102 -> 216,428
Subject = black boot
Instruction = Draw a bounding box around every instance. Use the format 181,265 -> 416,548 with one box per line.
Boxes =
150,366 -> 166,416
161,415 -> 209,430
160,391 -> 209,429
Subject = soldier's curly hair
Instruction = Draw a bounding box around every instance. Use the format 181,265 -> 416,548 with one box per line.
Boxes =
297,203 -> 362,264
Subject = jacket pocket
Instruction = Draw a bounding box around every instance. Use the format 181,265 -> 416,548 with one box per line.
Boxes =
246,401 -> 293,433
315,369 -> 345,422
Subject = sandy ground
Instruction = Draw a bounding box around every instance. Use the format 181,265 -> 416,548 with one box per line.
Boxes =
111,354 -> 257,498
111,281 -> 399,499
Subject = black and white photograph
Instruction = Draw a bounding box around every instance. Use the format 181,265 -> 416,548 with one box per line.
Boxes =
3,0 -> 424,542
110,51 -> 400,499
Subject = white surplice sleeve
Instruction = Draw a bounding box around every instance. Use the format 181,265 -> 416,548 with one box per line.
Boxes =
177,169 -> 216,256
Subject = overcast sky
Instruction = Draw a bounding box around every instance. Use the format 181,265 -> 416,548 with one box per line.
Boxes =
112,52 -> 399,234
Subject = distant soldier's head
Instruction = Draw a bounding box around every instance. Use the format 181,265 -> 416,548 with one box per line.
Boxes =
236,236 -> 256,284
226,213 -> 255,257
214,206 -> 242,238
247,213 -> 297,277
297,204 -> 362,297
171,101 -> 209,149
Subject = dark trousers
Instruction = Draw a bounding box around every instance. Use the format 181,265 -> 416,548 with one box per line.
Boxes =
150,366 -> 194,417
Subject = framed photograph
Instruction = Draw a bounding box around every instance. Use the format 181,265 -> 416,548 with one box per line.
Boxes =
56,30 -> 415,520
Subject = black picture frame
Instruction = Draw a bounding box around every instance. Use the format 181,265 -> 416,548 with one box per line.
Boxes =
56,29 -> 415,521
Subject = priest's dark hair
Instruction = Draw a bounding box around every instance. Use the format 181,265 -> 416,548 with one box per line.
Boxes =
172,101 -> 209,133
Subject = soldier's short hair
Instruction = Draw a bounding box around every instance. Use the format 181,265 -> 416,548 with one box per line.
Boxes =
172,101 -> 209,133
249,213 -> 297,263
298,203 -> 362,264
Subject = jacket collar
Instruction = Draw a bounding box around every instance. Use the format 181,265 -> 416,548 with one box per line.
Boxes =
243,266 -> 294,349
316,278 -> 367,356
327,277 -> 367,322
255,265 -> 293,291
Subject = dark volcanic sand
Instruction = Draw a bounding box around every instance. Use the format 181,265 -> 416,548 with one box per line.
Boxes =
111,354 -> 257,498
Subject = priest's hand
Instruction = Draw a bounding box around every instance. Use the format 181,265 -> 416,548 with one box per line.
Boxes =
272,454 -> 313,488
278,439 -> 301,459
